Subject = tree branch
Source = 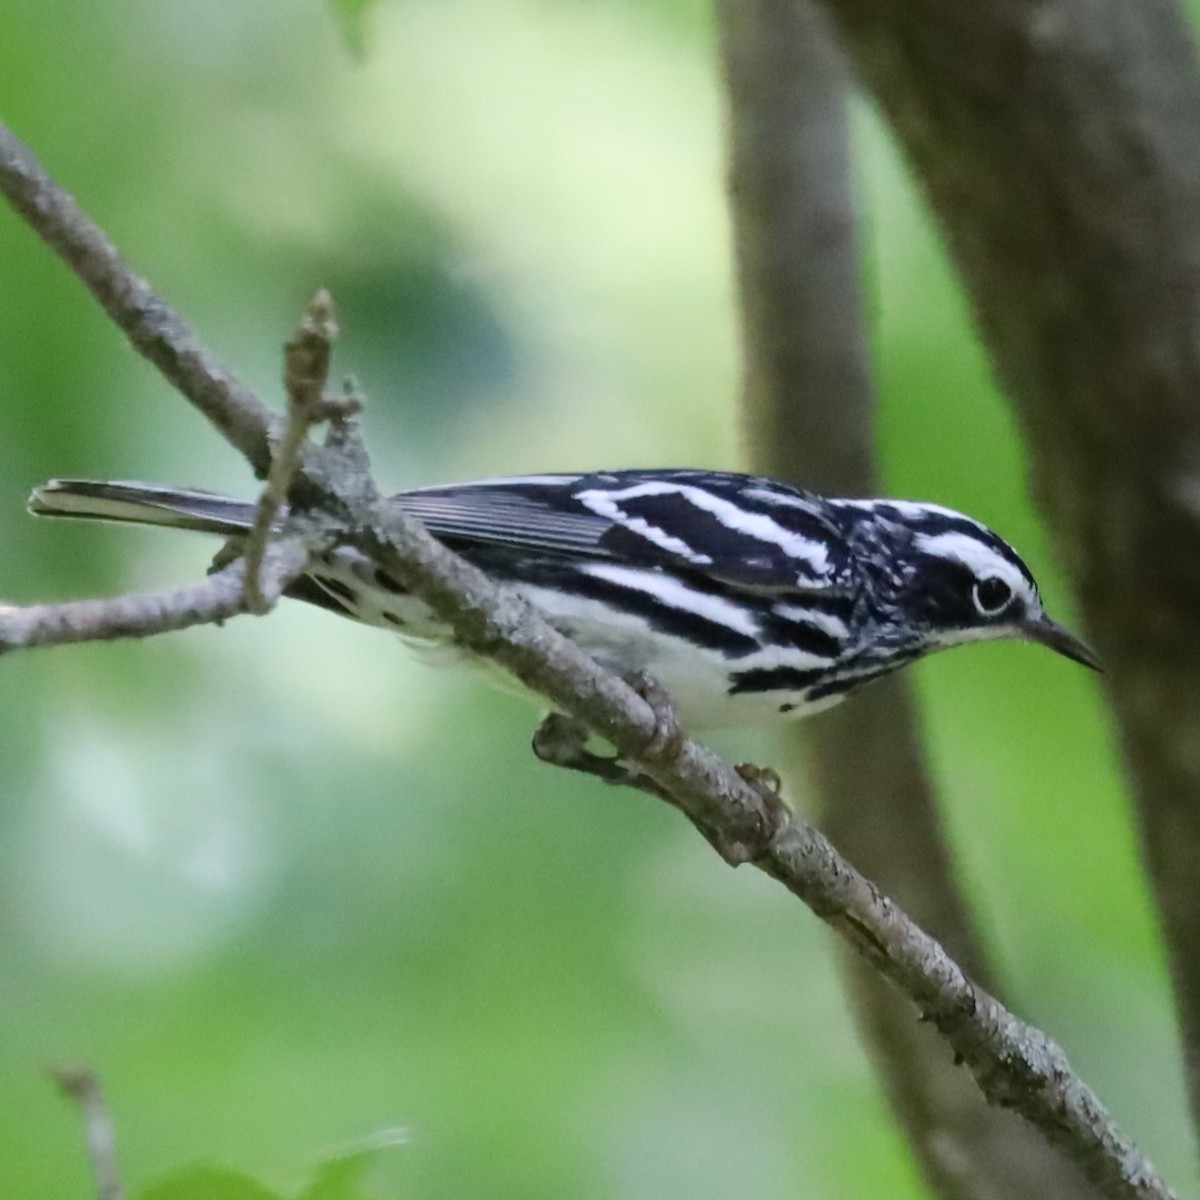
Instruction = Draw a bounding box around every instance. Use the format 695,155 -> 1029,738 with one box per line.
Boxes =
242,289 -> 359,613
0,538 -> 309,655
716,2 -> 1102,1196
0,118 -> 1176,1200
52,1066 -> 125,1200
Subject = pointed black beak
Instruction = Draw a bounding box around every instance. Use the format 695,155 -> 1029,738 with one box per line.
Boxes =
1024,616 -> 1103,672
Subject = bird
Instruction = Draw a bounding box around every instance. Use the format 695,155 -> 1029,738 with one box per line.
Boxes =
27,469 -> 1099,729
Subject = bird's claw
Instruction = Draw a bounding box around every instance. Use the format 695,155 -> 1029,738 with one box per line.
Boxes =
735,762 -> 783,800
531,712 -> 592,768
623,669 -> 685,762
708,761 -> 789,865
531,712 -> 674,801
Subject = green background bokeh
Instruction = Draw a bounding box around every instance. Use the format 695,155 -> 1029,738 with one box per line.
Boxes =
0,1 -> 1190,1196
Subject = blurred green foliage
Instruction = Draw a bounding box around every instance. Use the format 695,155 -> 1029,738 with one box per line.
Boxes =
0,1 -> 1191,1197
329,0 -> 379,60
141,1142 -> 385,1200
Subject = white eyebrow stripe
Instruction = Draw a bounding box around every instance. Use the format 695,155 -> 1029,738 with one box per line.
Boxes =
913,531 -> 1030,590
578,482 -> 833,573
582,563 -> 761,637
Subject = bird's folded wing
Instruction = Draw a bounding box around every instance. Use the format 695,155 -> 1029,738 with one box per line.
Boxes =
393,472 -> 850,593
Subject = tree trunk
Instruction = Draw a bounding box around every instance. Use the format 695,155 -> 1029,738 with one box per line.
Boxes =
716,0 -> 1103,1193
809,0 -> 1200,1149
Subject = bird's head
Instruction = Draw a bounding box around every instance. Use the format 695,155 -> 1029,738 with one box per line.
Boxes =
838,500 -> 1100,671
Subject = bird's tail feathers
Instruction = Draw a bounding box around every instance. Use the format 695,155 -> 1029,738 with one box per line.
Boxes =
27,480 -> 255,537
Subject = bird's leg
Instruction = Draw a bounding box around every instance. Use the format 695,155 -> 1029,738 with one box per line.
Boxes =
529,668 -> 684,798
624,671 -> 789,864
530,712 -> 674,801
531,711 -> 788,869
530,712 -> 616,779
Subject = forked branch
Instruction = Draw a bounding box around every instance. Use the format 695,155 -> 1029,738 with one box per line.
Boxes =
241,290 -> 359,613
0,119 -> 1175,1200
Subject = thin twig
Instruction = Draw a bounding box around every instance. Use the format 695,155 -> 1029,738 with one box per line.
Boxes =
0,118 -> 1177,1200
242,291 -> 357,613
0,539 -> 309,655
51,1067 -> 125,1200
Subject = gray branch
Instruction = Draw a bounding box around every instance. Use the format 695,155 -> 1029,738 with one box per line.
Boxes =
52,1067 -> 125,1200
0,119 -> 1176,1200
716,1 -> 1102,1196
0,539 -> 309,655
242,290 -> 359,613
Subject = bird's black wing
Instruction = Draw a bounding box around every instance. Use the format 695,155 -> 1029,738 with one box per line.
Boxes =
394,469 -> 851,592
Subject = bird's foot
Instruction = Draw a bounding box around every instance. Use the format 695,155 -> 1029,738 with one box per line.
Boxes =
700,762 -> 790,866
531,712 -> 673,801
623,669 -> 685,762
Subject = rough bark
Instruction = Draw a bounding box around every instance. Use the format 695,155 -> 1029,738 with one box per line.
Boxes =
810,0 -> 1200,1146
717,1 -> 1104,1195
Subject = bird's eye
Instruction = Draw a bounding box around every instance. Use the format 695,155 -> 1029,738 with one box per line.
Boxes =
972,576 -> 1013,616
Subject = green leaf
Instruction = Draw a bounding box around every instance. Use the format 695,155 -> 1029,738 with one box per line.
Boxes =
296,1146 -> 383,1200
328,0 -> 377,61
139,1166 -> 284,1200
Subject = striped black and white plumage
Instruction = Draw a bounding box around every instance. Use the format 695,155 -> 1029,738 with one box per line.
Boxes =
27,470 -> 1099,728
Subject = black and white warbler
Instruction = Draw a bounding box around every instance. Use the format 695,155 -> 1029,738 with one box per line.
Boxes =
28,469 -> 1099,727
